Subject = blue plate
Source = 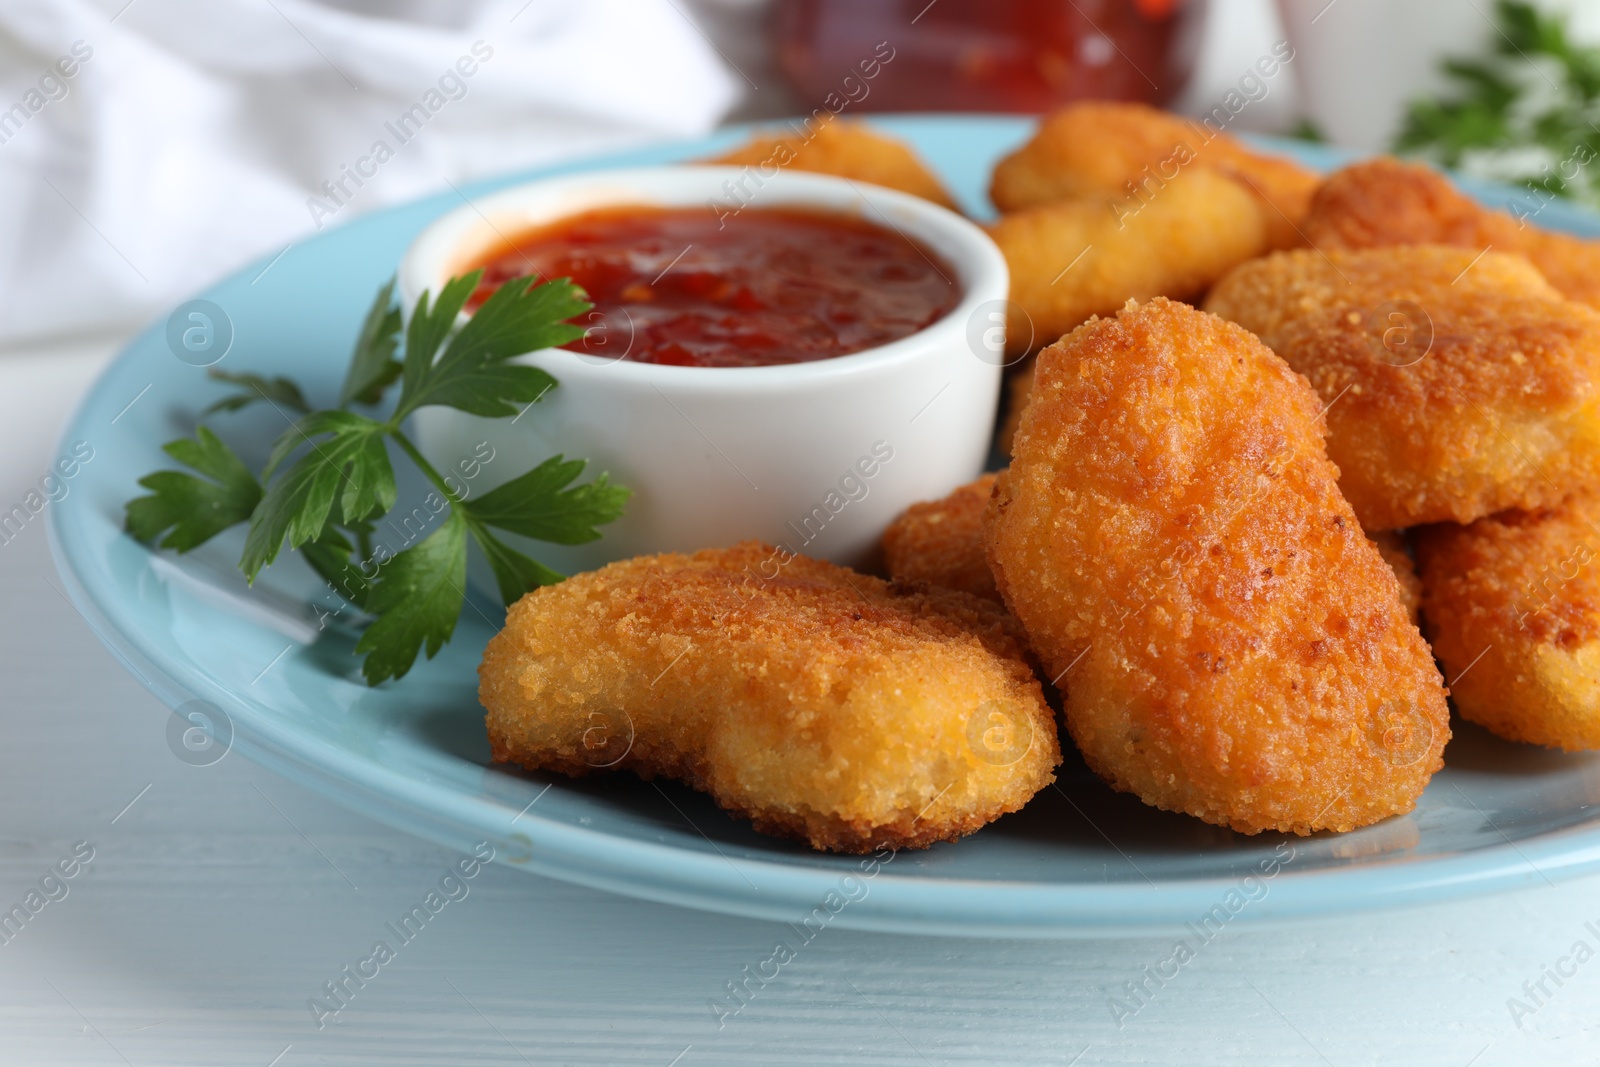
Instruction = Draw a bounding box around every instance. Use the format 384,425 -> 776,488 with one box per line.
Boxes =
50,116 -> 1600,937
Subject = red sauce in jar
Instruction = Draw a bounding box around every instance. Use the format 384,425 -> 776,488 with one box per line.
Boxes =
773,0 -> 1188,113
463,206 -> 958,368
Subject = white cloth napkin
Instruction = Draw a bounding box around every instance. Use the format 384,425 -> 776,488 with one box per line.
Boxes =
0,0 -> 740,346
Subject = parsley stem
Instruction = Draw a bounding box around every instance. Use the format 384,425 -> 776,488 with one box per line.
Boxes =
389,429 -> 464,508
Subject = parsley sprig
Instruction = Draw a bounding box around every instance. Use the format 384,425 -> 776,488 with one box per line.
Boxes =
1396,1 -> 1600,208
127,273 -> 630,685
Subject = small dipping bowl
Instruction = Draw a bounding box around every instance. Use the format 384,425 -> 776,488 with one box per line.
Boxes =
400,165 -> 1009,585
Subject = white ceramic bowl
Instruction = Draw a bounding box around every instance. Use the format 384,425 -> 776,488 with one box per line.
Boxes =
400,165 -> 1008,584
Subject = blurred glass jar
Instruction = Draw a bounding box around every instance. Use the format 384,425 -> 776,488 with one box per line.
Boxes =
773,0 -> 1193,114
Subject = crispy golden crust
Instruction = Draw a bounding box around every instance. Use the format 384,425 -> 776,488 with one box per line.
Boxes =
882,474 -> 1001,602
985,298 -> 1449,835
1416,498 -> 1600,750
999,360 -> 1035,455
1302,157 -> 1600,308
705,116 -> 959,210
876,472 -> 1422,623
878,472 -> 1422,622
1370,529 -> 1422,626
480,543 -> 1059,853
1204,246 -> 1600,530
990,167 -> 1269,354
988,102 -> 1319,249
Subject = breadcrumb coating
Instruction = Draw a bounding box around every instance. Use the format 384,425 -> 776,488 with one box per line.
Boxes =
988,102 -> 1319,249
705,116 -> 959,210
1205,245 -> 1600,530
985,298 -> 1449,835
990,167 -> 1268,354
999,360 -> 1035,455
880,467 -> 1421,623
480,543 -> 1059,852
881,472 -> 1421,621
1301,156 -> 1600,309
1371,529 -> 1422,626
1416,497 -> 1600,750
882,473 -> 1001,601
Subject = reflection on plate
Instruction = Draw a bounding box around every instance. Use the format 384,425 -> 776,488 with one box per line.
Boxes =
50,116 -> 1600,937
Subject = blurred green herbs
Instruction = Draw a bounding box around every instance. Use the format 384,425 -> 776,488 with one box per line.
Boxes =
1395,1 -> 1600,207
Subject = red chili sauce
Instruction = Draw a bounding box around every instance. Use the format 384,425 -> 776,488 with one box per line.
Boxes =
463,206 -> 958,367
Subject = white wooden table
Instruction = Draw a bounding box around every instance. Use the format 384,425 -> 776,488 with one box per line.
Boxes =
2,334 -> 1594,1066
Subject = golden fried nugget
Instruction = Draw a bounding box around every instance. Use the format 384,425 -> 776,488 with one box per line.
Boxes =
999,360 -> 1035,455
880,472 -> 1421,619
877,493 -> 1423,635
480,543 -> 1059,853
879,469 -> 1421,622
882,474 -> 1001,602
705,116 -> 959,210
991,167 -> 1268,354
1416,497 -> 1600,751
1302,157 -> 1600,308
986,298 -> 1449,835
989,102 -> 1319,249
1205,245 -> 1600,530
1371,529 -> 1422,626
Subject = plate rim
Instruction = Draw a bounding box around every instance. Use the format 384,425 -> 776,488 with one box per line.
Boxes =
47,114 -> 1600,938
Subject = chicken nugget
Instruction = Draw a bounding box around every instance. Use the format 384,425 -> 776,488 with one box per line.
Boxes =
885,469 -> 1419,619
1205,245 -> 1600,530
999,361 -> 1036,455
986,298 -> 1449,835
480,542 -> 1059,853
991,166 -> 1269,354
989,102 -> 1319,249
1371,529 -> 1422,626
1415,496 -> 1600,751
705,116 -> 959,210
1302,157 -> 1600,308
882,473 -> 1001,602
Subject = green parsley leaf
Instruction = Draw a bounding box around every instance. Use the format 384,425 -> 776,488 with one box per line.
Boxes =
394,274 -> 589,420
465,455 -> 630,546
354,510 -> 467,684
130,271 -> 625,686
126,427 -> 263,551
339,278 -> 404,407
399,272 -> 479,411
203,369 -> 312,417
299,527 -> 373,607
242,411 -> 394,581
469,523 -> 564,605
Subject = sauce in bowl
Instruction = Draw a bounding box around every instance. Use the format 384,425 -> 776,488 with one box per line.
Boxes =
464,206 -> 958,367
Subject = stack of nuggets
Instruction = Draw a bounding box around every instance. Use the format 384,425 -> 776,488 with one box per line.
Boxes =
1301,157 -> 1600,309
984,299 -> 1448,834
990,144 -> 1600,766
486,114 -> 1600,856
1204,163 -> 1600,753
1204,246 -> 1600,530
985,102 -> 1319,355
